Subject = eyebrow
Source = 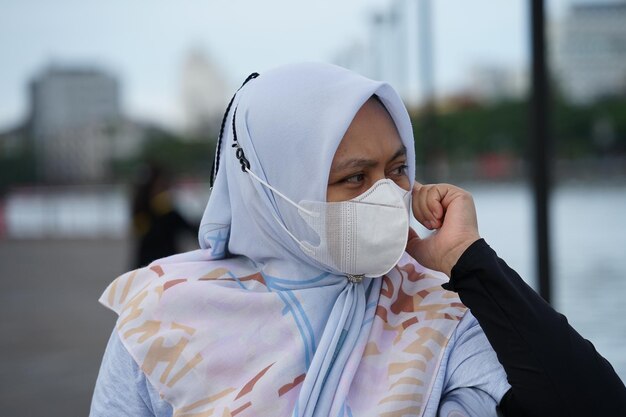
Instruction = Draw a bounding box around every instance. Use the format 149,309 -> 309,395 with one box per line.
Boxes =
331,145 -> 407,173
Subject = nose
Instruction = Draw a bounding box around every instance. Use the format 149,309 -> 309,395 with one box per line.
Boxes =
373,170 -> 387,183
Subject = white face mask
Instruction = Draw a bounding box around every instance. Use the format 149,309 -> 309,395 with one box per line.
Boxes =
246,169 -> 412,280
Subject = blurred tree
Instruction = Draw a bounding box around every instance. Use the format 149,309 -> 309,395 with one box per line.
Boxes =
0,133 -> 37,194
412,99 -> 528,164
412,98 -> 626,164
554,97 -> 626,158
110,128 -> 217,183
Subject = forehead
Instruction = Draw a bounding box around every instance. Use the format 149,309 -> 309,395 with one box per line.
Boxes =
331,98 -> 404,165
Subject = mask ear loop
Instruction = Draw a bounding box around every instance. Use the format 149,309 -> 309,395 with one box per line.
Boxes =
244,168 -> 317,218
244,168 -> 318,256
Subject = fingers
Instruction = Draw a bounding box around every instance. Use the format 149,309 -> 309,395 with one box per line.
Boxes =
427,186 -> 444,226
408,183 -> 480,274
411,183 -> 445,230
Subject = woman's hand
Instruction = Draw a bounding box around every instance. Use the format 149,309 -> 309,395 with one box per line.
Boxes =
405,183 -> 481,276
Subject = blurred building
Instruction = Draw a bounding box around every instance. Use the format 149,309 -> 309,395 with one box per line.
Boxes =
552,2 -> 626,103
466,65 -> 528,103
179,49 -> 230,137
25,65 -> 147,183
334,0 -> 422,107
30,67 -> 120,137
29,66 -> 120,182
369,2 -> 410,99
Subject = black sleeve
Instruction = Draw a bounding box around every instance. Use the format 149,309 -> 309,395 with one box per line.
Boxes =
443,239 -> 626,417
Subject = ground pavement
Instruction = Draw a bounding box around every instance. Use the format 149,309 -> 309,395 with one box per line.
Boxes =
1,239 -> 132,417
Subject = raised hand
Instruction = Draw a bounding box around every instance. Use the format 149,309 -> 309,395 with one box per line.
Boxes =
405,182 -> 481,276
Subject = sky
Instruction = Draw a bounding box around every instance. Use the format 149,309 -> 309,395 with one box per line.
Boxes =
0,0 -> 572,131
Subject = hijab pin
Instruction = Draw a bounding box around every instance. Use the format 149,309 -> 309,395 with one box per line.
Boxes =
347,274 -> 364,284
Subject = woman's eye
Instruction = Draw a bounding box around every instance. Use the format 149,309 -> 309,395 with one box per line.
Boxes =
344,173 -> 365,184
390,164 -> 408,176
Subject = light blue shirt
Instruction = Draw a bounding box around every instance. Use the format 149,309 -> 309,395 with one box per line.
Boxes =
90,312 -> 510,417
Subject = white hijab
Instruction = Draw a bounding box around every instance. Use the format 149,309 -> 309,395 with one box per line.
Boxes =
199,62 -> 416,277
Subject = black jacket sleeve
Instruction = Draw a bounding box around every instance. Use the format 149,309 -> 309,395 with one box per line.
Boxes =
443,239 -> 626,417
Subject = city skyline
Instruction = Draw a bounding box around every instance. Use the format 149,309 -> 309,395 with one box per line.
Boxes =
0,0 -> 585,131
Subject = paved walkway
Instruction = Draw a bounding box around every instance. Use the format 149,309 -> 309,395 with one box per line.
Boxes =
1,239 -> 132,417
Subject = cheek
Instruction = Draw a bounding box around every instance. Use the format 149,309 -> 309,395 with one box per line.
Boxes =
394,175 -> 411,192
327,183 -> 370,202
326,186 -> 351,203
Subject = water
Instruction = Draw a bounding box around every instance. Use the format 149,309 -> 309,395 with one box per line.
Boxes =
3,185 -> 129,239
2,183 -> 209,239
467,182 -> 626,380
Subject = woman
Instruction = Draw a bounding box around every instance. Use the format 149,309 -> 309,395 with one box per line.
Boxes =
90,63 -> 626,417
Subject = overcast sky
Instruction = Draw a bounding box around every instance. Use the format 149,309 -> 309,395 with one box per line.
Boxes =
0,0 -> 571,131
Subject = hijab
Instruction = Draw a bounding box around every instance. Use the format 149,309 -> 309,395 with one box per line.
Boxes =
100,62 -> 466,417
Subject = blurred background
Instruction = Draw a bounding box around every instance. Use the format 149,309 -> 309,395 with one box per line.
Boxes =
1,0 -> 625,415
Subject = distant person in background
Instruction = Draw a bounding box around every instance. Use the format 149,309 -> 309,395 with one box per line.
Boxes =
131,163 -> 197,268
